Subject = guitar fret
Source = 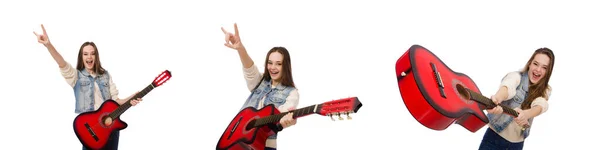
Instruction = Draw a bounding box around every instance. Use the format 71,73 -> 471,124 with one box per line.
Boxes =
304,106 -> 310,115
253,104 -> 317,128
460,86 -> 522,117
109,84 -> 154,118
305,106 -> 310,115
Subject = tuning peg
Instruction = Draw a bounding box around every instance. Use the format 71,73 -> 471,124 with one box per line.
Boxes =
346,112 -> 352,120
337,113 -> 343,120
331,112 -> 339,120
327,113 -> 335,121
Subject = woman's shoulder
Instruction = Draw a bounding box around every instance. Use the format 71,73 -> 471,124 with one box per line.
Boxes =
98,69 -> 111,78
281,85 -> 298,95
501,71 -> 523,81
284,85 -> 297,91
506,70 -> 523,77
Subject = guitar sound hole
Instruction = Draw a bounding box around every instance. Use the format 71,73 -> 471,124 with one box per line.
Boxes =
100,115 -> 112,126
456,84 -> 470,100
245,120 -> 256,131
452,80 -> 474,105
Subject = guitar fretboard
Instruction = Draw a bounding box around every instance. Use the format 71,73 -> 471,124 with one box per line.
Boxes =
252,104 -> 321,128
108,84 -> 155,119
461,87 -> 520,117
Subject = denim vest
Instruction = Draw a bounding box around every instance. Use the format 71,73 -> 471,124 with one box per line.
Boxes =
487,72 -> 534,139
240,79 -> 295,140
73,69 -> 112,114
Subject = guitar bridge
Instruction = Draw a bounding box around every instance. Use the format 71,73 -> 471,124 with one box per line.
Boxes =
430,62 -> 446,98
84,123 -> 99,141
228,116 -> 243,140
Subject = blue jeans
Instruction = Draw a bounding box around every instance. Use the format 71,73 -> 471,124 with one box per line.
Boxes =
82,130 -> 120,150
478,128 -> 524,150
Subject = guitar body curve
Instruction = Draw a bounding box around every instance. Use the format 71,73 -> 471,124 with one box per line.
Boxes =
73,100 -> 128,150
396,45 -> 488,132
216,105 -> 279,150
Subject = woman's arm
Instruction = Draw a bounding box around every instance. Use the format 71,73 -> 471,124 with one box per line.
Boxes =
44,44 -> 68,68
222,23 -> 262,91
278,89 -> 299,129
108,76 -> 121,103
59,63 -> 78,88
34,24 -> 67,68
495,71 -> 522,102
277,89 -> 299,113
524,86 -> 552,119
35,24 -> 78,87
514,86 -> 551,127
242,64 -> 263,92
486,71 -> 521,114
237,47 -> 254,69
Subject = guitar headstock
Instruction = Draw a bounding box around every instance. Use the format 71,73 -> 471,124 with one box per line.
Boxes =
152,70 -> 172,87
317,97 -> 362,121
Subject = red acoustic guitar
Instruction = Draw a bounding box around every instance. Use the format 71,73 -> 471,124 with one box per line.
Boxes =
216,97 -> 362,150
73,70 -> 172,150
395,45 -> 488,133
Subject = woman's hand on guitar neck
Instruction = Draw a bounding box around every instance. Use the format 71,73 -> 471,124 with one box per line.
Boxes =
514,108 -> 531,127
487,106 -> 503,115
486,95 -> 503,115
117,91 -> 143,106
280,108 -> 297,129
130,98 -> 142,106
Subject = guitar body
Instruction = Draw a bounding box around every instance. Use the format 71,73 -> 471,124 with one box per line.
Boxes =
73,100 -> 128,150
216,105 -> 280,150
396,45 -> 488,132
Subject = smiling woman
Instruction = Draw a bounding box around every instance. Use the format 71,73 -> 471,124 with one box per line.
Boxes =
219,23 -> 300,150
33,24 -> 143,150
479,48 -> 555,150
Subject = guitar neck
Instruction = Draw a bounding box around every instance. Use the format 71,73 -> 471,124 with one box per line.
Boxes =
108,84 -> 155,119
458,86 -> 520,117
252,104 -> 321,128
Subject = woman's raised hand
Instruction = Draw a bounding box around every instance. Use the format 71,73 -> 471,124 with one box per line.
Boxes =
221,23 -> 245,51
33,24 -> 51,46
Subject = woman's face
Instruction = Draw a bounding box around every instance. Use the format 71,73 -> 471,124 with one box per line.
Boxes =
81,45 -> 96,72
267,52 -> 284,82
528,53 -> 550,84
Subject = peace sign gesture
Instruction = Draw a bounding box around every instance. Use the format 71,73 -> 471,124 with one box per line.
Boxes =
221,23 -> 245,51
33,24 -> 51,46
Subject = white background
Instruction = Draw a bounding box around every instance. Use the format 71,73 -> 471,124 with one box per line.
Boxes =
1,0 -> 598,149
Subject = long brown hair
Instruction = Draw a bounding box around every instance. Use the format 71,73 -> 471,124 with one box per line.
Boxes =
253,47 -> 295,91
76,42 -> 106,75
520,47 -> 555,109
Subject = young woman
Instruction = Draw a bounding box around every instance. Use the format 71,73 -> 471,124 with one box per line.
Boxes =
221,23 -> 299,150
478,48 -> 555,150
33,24 -> 142,150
